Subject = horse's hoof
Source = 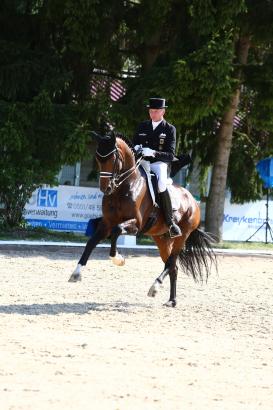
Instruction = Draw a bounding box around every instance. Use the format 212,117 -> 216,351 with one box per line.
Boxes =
147,281 -> 160,297
68,273 -> 82,282
110,254 -> 125,266
163,300 -> 177,308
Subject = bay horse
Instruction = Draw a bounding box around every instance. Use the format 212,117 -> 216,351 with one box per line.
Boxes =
68,132 -> 217,307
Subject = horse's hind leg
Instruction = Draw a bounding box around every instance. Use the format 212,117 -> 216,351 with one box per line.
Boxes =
147,253 -> 178,306
165,266 -> 178,307
148,235 -> 186,307
147,236 -> 172,297
68,222 -> 110,282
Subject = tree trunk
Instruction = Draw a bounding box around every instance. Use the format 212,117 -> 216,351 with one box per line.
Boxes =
205,36 -> 251,241
141,32 -> 161,72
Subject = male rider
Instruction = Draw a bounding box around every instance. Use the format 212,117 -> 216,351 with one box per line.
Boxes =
133,97 -> 181,238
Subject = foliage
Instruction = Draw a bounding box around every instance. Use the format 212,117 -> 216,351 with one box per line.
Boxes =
111,0 -> 273,207
1,0 -> 273,230
110,30 -> 236,132
0,92 -> 90,226
0,0 -> 127,227
227,131 -> 263,203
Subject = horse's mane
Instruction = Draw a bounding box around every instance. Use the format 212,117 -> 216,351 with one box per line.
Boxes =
115,132 -> 135,154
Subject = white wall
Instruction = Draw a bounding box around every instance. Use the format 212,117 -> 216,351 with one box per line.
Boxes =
223,198 -> 273,242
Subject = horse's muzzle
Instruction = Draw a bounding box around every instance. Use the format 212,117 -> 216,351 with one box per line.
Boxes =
104,186 -> 113,196
100,181 -> 115,196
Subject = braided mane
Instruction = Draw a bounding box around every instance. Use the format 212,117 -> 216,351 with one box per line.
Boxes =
115,132 -> 134,149
115,132 -> 135,156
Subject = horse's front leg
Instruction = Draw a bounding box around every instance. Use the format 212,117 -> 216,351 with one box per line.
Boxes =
148,255 -> 178,307
109,226 -> 125,266
109,219 -> 138,267
68,223 -> 110,282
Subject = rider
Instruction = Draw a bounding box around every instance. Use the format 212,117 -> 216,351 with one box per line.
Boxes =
133,97 -> 182,238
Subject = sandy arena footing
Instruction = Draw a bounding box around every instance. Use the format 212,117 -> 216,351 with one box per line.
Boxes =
0,247 -> 272,410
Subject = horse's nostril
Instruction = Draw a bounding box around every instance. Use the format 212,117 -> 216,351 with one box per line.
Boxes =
99,183 -> 111,195
105,187 -> 112,195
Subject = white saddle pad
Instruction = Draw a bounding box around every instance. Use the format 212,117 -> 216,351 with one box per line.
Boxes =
140,160 -> 180,210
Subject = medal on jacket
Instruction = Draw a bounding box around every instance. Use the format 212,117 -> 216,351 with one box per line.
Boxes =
159,133 -> 166,150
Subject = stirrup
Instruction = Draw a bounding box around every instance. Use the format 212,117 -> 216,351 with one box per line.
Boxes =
169,223 -> 182,238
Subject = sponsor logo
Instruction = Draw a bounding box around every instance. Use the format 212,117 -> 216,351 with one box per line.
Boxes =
37,189 -> 57,208
223,214 -> 272,225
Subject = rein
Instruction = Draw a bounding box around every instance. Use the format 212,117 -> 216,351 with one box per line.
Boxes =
114,156 -> 142,187
96,145 -> 142,192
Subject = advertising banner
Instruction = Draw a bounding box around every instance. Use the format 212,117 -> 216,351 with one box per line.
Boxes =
223,198 -> 273,242
23,186 -> 272,242
24,185 -> 103,233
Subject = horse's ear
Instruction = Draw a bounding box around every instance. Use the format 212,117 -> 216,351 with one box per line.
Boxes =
90,130 -> 116,142
110,130 -> 116,140
90,131 -> 102,141
101,130 -> 116,141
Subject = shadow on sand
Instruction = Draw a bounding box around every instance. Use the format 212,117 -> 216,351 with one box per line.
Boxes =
0,301 -> 151,315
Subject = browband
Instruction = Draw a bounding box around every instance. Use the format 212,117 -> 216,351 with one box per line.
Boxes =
96,147 -> 117,158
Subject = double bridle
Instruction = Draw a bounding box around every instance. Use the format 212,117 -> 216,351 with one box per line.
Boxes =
96,145 -> 142,194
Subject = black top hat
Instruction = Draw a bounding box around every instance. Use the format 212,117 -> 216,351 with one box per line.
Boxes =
146,98 -> 168,109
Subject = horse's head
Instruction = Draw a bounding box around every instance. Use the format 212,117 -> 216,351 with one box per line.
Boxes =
92,131 -> 137,195
92,131 -> 124,195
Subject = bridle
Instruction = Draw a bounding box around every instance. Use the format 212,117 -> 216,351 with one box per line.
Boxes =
96,145 -> 142,194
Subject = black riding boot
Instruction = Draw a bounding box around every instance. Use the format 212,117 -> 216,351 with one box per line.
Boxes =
159,189 -> 182,238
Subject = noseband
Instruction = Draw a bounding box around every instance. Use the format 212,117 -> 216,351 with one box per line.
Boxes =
96,144 -> 141,194
96,145 -> 120,193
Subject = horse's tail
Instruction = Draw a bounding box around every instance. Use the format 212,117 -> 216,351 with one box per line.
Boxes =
178,228 -> 217,283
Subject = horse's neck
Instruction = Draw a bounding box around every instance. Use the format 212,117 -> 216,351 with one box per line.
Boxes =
117,139 -> 146,192
116,145 -> 154,225
118,140 -> 135,171
123,152 -> 135,171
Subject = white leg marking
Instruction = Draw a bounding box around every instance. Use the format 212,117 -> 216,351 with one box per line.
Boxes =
75,264 -> 82,274
110,252 -> 125,266
147,280 -> 161,297
68,264 -> 83,282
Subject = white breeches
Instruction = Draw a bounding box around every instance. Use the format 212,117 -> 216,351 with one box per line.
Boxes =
150,161 -> 168,193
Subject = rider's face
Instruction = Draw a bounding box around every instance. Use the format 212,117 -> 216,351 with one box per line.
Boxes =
149,108 -> 165,122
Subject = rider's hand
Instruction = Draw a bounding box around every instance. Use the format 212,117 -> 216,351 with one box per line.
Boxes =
134,144 -> 142,151
142,147 -> 155,158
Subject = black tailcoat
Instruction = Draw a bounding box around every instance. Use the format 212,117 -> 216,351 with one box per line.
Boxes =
133,120 -> 176,163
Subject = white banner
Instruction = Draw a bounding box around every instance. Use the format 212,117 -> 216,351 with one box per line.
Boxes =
24,185 -> 103,233
23,185 -> 273,242
223,198 -> 273,242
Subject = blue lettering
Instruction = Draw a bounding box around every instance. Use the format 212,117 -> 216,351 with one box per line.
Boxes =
37,189 -> 57,208
239,216 -> 247,224
223,214 -> 231,222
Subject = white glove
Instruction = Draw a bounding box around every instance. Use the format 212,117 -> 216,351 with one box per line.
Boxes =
142,147 -> 155,157
134,144 -> 142,151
